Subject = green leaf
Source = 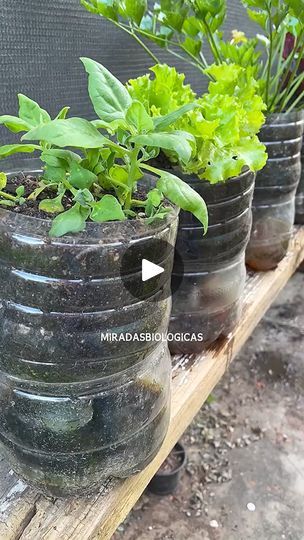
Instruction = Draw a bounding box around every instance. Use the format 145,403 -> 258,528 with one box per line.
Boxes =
0,144 -> 40,159
55,106 -> 70,120
182,36 -> 201,57
41,149 -> 82,167
0,199 -> 15,207
49,203 -> 90,237
0,115 -> 30,133
18,94 -> 51,127
131,131 -> 195,164
95,0 -> 119,19
126,101 -> 154,133
147,188 -> 163,207
287,0 -> 304,23
202,145 -> 244,183
109,165 -> 129,185
28,183 -> 50,201
157,172 -> 208,232
80,0 -> 98,14
16,186 -> 25,198
23,118 -> 107,148
0,173 -> 7,190
153,103 -> 198,131
39,194 -> 65,214
73,188 -> 94,206
90,194 -> 126,222
191,0 -> 225,18
81,57 -> 132,122
43,165 -> 67,183
246,8 -> 267,28
235,136 -> 267,172
124,0 -> 147,25
69,161 -> 98,189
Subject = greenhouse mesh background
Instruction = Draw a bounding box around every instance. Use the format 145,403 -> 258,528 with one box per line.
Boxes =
0,0 -> 257,164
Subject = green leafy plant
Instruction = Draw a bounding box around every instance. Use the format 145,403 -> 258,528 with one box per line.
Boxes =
240,0 -> 304,112
81,0 -> 304,113
127,62 -> 267,182
0,59 -> 208,237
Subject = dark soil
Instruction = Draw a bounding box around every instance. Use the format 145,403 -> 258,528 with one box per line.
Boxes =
3,174 -> 165,221
149,152 -> 174,171
5,174 -> 74,219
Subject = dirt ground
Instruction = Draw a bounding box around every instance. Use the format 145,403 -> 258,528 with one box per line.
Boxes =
113,271 -> 304,540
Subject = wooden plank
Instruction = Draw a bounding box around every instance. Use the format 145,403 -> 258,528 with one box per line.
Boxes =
1,226 -> 304,540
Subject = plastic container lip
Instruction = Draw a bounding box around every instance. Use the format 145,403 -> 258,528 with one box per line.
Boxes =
2,169 -> 179,240
178,166 -> 253,186
153,442 -> 187,477
264,109 -> 304,126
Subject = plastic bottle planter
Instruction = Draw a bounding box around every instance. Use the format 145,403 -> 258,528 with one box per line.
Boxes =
169,169 -> 255,354
295,139 -> 304,225
246,111 -> 304,271
0,200 -> 178,497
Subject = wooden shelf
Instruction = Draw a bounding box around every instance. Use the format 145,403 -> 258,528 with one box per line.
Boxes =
1,227 -> 304,540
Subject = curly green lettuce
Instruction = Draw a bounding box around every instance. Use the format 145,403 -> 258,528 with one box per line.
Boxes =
127,63 -> 267,183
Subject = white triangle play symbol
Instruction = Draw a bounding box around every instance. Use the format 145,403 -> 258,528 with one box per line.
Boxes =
142,259 -> 164,282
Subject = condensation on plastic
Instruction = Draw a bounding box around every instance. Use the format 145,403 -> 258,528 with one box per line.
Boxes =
295,140 -> 304,225
246,111 -> 304,271
0,182 -> 178,497
169,169 -> 255,354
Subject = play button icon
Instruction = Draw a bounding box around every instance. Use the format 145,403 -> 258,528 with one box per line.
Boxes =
120,238 -> 184,303
142,259 -> 164,282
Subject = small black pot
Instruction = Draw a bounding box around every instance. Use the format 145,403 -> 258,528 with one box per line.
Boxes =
148,442 -> 187,496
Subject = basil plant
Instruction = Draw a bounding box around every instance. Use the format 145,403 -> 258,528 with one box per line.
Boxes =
0,58 -> 208,237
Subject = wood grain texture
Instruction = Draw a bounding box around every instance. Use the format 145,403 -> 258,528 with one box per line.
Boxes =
0,227 -> 304,540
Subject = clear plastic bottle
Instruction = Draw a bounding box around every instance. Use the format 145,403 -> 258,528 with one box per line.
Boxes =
295,140 -> 304,225
246,111 -> 304,270
0,184 -> 178,497
170,169 -> 255,353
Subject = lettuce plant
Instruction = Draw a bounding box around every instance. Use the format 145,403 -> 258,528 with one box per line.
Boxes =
81,0 -> 304,113
0,59 -> 208,237
127,63 -> 267,182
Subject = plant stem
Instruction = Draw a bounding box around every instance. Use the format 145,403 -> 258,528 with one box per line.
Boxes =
140,162 -> 161,175
202,20 -> 222,64
265,2 -> 274,108
280,72 -> 304,111
125,148 -> 138,210
0,190 -> 17,201
166,47 -> 205,73
268,30 -> 288,111
131,199 -> 147,207
286,87 -> 304,113
112,20 -> 160,64
119,20 -> 207,74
